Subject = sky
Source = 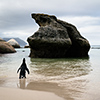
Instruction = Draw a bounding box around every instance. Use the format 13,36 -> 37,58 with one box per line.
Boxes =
0,0 -> 100,45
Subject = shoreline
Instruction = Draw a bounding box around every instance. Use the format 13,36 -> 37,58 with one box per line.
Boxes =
0,87 -> 64,100
0,78 -> 65,100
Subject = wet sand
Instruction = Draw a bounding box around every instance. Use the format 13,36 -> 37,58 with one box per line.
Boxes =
0,78 -> 65,100
0,87 -> 64,100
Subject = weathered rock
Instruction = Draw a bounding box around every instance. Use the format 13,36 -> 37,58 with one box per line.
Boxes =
57,20 -> 90,57
27,13 -> 90,58
0,38 -> 16,53
7,39 -> 20,48
0,38 -> 5,42
24,45 -> 30,48
3,38 -> 27,47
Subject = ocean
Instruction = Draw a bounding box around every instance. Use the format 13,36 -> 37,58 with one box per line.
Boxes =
0,47 -> 100,100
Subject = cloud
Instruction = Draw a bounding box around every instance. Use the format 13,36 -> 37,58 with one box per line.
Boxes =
0,25 -> 39,42
0,0 -> 100,45
59,16 -> 100,45
59,16 -> 100,28
1,0 -> 100,16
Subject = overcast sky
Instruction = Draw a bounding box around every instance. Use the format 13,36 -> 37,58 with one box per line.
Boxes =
0,0 -> 100,45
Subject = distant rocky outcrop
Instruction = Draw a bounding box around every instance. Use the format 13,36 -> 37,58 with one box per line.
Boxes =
27,13 -> 90,58
0,38 -> 16,53
3,38 -> 27,47
7,39 -> 20,48
91,45 -> 100,49
0,38 -> 5,42
24,45 -> 30,48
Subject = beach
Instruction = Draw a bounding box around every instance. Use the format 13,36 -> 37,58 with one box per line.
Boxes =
0,87 -> 64,100
0,48 -> 100,100
0,77 -> 67,100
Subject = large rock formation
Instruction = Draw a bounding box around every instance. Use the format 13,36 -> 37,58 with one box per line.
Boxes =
7,39 -> 20,48
27,13 -> 90,58
0,38 -> 16,53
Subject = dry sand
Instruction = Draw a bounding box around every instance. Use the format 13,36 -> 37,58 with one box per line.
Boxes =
0,87 -> 64,100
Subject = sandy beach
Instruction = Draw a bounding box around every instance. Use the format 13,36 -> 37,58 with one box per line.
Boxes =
0,76 -> 65,100
0,77 -> 66,100
0,87 -> 64,100
0,48 -> 100,100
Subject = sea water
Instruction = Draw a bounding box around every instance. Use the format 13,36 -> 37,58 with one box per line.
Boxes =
0,48 -> 100,100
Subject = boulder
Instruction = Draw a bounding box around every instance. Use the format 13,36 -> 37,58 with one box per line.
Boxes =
7,39 -> 20,48
0,38 -> 5,42
3,38 -> 27,47
27,13 -> 90,58
24,45 -> 30,48
0,38 -> 16,53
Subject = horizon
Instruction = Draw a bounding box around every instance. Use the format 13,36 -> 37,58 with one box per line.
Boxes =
2,37 -> 100,47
